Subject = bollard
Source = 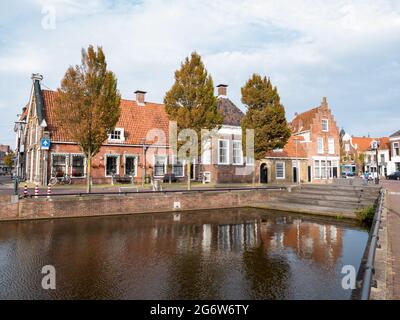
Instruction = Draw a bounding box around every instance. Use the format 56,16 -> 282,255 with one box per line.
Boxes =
47,183 -> 52,199
23,184 -> 28,197
34,184 -> 39,198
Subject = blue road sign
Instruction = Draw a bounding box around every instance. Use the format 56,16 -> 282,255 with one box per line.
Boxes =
41,137 -> 51,150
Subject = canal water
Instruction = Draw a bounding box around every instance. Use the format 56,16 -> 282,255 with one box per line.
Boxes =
0,208 -> 368,300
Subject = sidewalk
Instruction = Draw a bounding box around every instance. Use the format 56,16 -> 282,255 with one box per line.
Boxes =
382,180 -> 400,299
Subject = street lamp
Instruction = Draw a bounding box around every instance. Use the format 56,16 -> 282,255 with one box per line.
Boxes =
140,138 -> 149,187
14,119 -> 26,178
294,137 -> 300,185
371,140 -> 380,185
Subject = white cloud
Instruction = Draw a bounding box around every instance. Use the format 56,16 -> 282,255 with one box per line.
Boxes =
0,0 -> 399,147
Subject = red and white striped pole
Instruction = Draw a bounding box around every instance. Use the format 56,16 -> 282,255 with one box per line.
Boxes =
23,184 -> 28,197
47,183 -> 52,199
34,183 -> 39,198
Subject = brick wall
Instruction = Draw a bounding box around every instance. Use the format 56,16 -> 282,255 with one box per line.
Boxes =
0,189 -> 284,221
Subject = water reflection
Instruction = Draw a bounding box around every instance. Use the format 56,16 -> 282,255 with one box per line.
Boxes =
0,208 -> 367,299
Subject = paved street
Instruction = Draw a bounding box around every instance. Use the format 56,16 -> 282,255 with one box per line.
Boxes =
0,175 -> 13,195
382,180 -> 400,299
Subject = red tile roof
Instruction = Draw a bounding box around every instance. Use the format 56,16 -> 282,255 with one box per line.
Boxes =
290,107 -> 320,133
42,90 -> 170,145
264,136 -> 307,158
352,136 -> 390,151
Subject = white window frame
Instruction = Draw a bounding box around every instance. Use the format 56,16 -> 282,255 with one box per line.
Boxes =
218,139 -> 229,165
232,140 -> 243,165
153,155 -> 167,177
328,138 -> 335,154
105,154 -> 120,177
317,137 -> 324,154
70,153 -> 86,178
124,154 -> 138,177
394,142 -> 400,156
171,155 -> 185,177
276,162 -> 285,179
322,119 -> 329,132
51,153 -> 69,176
108,127 -> 125,143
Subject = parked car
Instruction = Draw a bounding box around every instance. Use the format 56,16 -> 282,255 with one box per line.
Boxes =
343,172 -> 355,179
387,171 -> 400,180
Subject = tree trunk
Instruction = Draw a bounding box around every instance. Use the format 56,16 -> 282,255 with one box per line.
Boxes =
86,156 -> 92,193
187,160 -> 191,190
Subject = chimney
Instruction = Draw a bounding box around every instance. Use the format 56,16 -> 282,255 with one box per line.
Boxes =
321,97 -> 328,109
134,90 -> 146,106
31,73 -> 43,82
294,112 -> 298,116
216,84 -> 228,97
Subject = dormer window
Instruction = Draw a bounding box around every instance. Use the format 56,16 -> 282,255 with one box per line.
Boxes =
322,119 -> 329,132
108,128 -> 125,142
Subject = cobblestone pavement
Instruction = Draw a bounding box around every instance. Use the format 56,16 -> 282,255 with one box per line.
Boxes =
382,180 -> 400,299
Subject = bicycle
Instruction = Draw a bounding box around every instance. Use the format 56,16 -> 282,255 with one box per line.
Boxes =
49,173 -> 72,186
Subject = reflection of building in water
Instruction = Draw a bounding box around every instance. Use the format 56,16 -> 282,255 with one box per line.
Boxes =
216,222 -> 261,253
260,218 -> 344,266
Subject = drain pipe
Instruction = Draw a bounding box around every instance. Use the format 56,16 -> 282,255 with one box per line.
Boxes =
360,188 -> 385,300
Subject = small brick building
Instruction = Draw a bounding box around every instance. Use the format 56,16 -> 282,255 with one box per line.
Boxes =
18,75 -> 254,185
262,97 -> 341,184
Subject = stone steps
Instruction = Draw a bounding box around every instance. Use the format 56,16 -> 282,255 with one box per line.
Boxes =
250,201 -> 356,218
273,195 -> 368,210
252,184 -> 381,219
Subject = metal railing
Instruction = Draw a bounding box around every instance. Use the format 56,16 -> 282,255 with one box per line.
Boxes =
23,185 -> 287,198
360,188 -> 385,300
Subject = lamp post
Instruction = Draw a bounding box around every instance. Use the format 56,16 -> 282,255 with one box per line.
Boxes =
140,138 -> 149,187
371,140 -> 380,185
294,137 -> 300,185
14,119 -> 26,178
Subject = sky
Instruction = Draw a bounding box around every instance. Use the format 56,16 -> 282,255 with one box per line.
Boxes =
1,0 -> 399,148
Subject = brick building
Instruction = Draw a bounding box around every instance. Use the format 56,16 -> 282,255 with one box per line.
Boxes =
263,97 -> 341,184
18,75 -> 253,185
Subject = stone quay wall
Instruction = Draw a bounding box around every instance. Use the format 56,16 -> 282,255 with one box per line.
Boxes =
0,189 -> 285,222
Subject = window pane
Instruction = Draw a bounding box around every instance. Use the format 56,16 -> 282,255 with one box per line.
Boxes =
314,160 -> 320,178
52,155 -> 66,177
219,140 -> 228,164
318,138 -> 324,153
125,156 -> 136,176
276,163 -> 284,178
106,156 -> 118,176
154,156 -> 165,176
72,155 -> 84,177
233,141 -> 242,164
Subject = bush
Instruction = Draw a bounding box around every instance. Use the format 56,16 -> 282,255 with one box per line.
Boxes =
355,205 -> 376,227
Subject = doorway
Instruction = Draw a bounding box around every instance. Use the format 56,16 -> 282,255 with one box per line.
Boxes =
260,164 -> 268,183
293,167 -> 298,183
308,166 -> 312,182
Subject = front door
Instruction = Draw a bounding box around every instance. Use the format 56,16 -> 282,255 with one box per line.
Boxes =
333,167 -> 338,178
308,166 -> 312,182
293,167 -> 297,183
260,164 -> 268,183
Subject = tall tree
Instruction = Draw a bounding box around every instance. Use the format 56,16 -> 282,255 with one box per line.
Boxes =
241,74 -> 291,161
164,52 -> 223,189
54,45 -> 121,193
3,152 -> 14,170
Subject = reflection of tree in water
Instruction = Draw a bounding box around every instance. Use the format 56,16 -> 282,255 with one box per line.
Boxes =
242,223 -> 290,300
165,224 -> 223,299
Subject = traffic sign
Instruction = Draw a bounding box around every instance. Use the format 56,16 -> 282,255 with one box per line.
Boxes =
41,137 -> 51,150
